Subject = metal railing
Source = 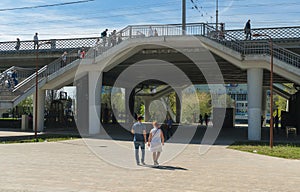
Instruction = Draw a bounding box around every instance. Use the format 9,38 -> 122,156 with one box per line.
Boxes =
0,49 -> 80,101
1,23 -> 300,103
0,37 -> 99,56
225,26 -> 300,41
202,25 -> 300,69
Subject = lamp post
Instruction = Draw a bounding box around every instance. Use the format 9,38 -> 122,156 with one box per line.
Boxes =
216,0 -> 219,31
182,0 -> 186,35
253,33 -> 273,148
34,45 -> 39,141
34,41 -> 50,141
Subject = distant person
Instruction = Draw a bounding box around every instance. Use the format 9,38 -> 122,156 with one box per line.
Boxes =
80,48 -> 85,59
12,70 -> 18,86
131,116 -> 147,165
103,104 -> 109,123
204,113 -> 209,126
111,105 -> 117,124
33,32 -> 39,49
101,29 -> 108,46
219,23 -> 225,39
93,38 -> 100,58
261,115 -> 264,128
61,51 -> 68,67
111,30 -> 117,46
244,19 -> 251,40
154,29 -> 158,37
148,26 -> 154,37
199,114 -> 203,125
15,38 -> 20,50
117,33 -> 122,44
166,115 -> 173,140
274,113 -> 279,133
148,121 -> 164,166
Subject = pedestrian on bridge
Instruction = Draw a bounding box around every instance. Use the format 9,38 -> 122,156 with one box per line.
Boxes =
15,38 -> 20,51
61,51 -> 68,67
33,33 -> 39,49
101,29 -> 108,46
244,19 -> 251,40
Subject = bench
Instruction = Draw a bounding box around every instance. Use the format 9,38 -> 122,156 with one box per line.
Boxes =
286,126 -> 297,138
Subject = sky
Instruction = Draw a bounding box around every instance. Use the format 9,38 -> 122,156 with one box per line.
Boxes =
0,0 -> 299,42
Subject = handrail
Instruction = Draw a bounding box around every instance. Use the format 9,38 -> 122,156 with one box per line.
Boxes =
12,65 -> 47,91
202,24 -> 300,69
225,26 -> 300,41
0,37 -> 99,56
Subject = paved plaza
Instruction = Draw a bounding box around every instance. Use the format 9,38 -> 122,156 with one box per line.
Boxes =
0,129 -> 299,192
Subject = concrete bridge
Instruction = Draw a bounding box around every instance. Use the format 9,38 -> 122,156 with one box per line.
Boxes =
0,23 -> 300,141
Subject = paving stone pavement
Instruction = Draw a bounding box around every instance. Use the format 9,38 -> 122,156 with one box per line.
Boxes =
0,137 -> 299,192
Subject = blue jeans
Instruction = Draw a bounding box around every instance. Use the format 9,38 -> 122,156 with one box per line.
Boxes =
134,141 -> 145,164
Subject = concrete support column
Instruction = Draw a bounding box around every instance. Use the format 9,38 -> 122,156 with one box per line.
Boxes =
176,91 -> 182,123
125,88 -> 135,123
144,97 -> 150,122
76,72 -> 102,135
261,87 -> 268,127
247,68 -> 263,140
33,89 -> 45,132
88,71 -> 101,134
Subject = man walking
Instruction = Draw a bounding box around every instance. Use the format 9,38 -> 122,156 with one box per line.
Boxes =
244,19 -> 251,40
101,29 -> 108,46
33,32 -> 39,49
131,116 -> 147,165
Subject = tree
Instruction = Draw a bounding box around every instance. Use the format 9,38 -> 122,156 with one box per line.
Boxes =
16,95 -> 33,115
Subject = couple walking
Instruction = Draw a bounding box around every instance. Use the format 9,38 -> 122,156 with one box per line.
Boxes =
131,116 -> 164,166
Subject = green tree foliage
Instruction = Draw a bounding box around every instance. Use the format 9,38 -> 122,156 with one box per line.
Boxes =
16,95 -> 33,114
273,94 -> 287,117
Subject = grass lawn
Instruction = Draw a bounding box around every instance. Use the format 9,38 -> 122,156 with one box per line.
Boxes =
228,141 -> 300,160
0,134 -> 81,144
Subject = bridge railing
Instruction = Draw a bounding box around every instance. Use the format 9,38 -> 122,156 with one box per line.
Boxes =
118,23 -> 223,39
0,66 -> 35,92
225,26 -> 300,41
1,23 -> 300,56
0,49 -> 80,101
202,25 -> 300,69
243,41 -> 300,68
0,37 -> 99,55
2,23 -> 300,102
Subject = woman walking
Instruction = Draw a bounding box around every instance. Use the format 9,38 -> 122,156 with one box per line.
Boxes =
148,121 -> 164,166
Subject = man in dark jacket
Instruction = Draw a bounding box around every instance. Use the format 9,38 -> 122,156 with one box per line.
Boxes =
244,19 -> 251,40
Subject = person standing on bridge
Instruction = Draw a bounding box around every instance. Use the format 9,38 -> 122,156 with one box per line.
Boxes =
33,33 -> 39,49
101,29 -> 108,46
61,51 -> 68,67
244,19 -> 251,40
148,26 -> 154,37
15,38 -> 20,51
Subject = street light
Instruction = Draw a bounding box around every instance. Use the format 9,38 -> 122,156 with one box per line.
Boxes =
216,0 -> 219,31
253,33 -> 274,148
182,0 -> 186,35
34,41 -> 51,141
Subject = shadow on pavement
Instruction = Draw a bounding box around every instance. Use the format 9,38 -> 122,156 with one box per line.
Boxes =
144,164 -> 188,171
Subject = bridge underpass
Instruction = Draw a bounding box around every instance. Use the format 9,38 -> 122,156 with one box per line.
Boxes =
0,23 -> 300,141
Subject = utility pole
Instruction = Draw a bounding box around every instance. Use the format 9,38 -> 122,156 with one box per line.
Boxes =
216,0 -> 219,31
182,0 -> 186,35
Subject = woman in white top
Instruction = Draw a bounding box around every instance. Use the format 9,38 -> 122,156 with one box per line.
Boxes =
148,121 -> 164,166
